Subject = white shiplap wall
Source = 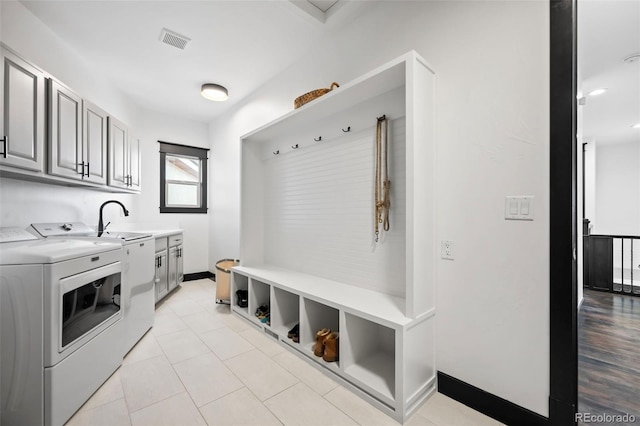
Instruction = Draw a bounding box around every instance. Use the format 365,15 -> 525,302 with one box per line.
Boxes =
262,117 -> 406,297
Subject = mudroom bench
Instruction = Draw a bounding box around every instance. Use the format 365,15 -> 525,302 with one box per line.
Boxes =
234,50 -> 436,422
230,265 -> 435,422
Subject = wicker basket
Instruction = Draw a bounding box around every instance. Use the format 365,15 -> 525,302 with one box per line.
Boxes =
294,82 -> 339,109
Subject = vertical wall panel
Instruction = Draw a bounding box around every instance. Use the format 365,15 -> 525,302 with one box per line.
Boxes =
262,117 -> 406,297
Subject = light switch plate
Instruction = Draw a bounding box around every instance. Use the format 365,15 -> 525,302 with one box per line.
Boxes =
505,196 -> 535,221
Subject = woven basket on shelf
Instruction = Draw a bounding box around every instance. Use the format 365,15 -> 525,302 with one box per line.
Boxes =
294,82 -> 339,109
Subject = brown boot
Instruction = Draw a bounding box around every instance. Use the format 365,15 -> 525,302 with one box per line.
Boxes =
314,328 -> 331,356
322,331 -> 339,362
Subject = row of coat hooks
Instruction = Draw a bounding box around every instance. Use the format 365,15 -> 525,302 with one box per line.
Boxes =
272,125 -> 354,155
270,115 -> 386,155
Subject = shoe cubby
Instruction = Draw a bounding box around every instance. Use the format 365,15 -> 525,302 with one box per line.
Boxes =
249,279 -> 271,326
301,298 -> 340,366
271,287 -> 300,342
231,272 -> 249,318
342,313 -> 396,404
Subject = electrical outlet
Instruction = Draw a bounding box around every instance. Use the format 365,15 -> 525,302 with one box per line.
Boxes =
441,240 -> 454,260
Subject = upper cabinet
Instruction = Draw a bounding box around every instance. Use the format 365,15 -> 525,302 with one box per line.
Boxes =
108,118 -> 140,191
0,44 -> 139,193
48,81 -> 112,186
108,116 -> 128,189
0,46 -> 46,172
82,100 -> 108,185
48,79 -> 82,180
128,135 -> 141,191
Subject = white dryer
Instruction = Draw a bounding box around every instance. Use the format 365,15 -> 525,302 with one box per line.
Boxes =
30,222 -> 156,358
0,228 -> 124,426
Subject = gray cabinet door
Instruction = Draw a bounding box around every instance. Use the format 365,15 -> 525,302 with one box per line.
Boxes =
82,100 -> 108,185
0,47 -> 45,172
108,116 -> 128,188
48,79 -> 82,180
168,246 -> 178,291
177,245 -> 184,284
128,136 -> 141,190
155,251 -> 168,302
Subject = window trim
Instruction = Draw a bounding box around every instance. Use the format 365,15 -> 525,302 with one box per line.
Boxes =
159,141 -> 208,214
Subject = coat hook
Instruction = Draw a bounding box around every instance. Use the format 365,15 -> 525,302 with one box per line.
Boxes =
342,126 -> 351,133
314,136 -> 322,142
292,144 -> 299,149
273,150 -> 280,155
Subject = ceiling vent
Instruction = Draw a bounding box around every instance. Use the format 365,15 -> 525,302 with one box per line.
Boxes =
159,28 -> 191,50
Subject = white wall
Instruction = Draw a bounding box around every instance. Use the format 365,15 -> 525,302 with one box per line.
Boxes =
123,109 -> 210,274
0,1 -> 210,273
594,141 -> 640,235
209,1 -> 549,417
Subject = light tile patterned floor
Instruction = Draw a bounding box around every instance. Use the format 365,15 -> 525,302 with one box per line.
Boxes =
66,279 -> 503,426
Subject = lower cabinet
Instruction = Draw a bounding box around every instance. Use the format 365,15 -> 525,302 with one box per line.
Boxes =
154,249 -> 168,302
154,233 -> 184,303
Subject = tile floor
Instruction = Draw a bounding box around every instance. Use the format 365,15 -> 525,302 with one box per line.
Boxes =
66,279 -> 503,426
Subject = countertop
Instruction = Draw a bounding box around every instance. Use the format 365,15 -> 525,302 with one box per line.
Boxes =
109,227 -> 183,238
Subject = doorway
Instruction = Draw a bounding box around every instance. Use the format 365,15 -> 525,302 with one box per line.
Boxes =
577,0 -> 640,418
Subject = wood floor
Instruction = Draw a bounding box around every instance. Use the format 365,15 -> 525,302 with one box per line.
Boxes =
579,289 -> 640,418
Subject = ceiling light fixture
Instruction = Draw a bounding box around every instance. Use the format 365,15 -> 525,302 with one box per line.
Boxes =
623,53 -> 640,64
632,123 -> 640,129
201,84 -> 228,102
587,88 -> 607,97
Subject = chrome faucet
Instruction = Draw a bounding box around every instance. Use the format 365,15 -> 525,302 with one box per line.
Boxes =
98,200 -> 129,236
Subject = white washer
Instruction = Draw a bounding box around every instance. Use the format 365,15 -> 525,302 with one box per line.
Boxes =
0,228 -> 124,426
30,222 -> 156,358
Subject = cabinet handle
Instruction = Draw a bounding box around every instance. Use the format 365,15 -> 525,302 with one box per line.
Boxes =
77,162 -> 85,176
0,136 -> 7,158
86,162 -> 90,177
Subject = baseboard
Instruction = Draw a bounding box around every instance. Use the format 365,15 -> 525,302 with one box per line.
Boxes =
437,371 -> 549,426
183,271 -> 214,282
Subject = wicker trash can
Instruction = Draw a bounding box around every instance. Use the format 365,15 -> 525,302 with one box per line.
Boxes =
215,259 -> 239,304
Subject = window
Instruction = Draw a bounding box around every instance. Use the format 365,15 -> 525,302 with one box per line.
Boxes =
159,141 -> 208,213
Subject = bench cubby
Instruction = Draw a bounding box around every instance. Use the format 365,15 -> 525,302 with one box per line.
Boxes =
301,297 -> 340,365
231,273 -> 249,316
248,279 -> 270,326
343,312 -> 396,405
271,286 -> 299,340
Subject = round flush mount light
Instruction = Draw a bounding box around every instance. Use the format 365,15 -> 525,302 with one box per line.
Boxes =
623,53 -> 640,64
632,123 -> 640,129
201,83 -> 228,101
587,88 -> 607,97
